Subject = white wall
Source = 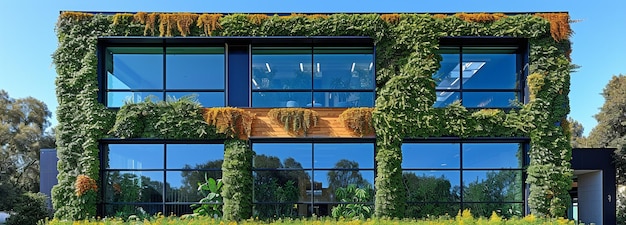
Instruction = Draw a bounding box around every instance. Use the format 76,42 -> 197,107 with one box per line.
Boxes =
578,171 -> 603,225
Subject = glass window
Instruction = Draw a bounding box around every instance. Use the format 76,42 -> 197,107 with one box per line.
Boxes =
104,171 -> 164,203
313,47 -> 374,90
105,204 -> 163,217
433,44 -> 524,109
107,144 -> 164,169
252,47 -> 312,90
462,143 -> 523,169
402,143 -> 460,169
166,171 -> 222,203
314,170 -> 374,203
462,170 -> 523,202
314,143 -> 374,169
166,47 -> 225,90
433,47 -> 461,90
166,92 -> 224,107
253,143 -> 313,169
107,91 -> 162,107
403,171 -> 461,202
166,144 -> 224,169
106,47 -> 163,90
251,46 -> 375,108
462,92 -> 519,108
253,170 -> 312,203
462,50 -> 518,89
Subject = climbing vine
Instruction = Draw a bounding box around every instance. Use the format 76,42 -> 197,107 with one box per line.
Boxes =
53,12 -> 572,219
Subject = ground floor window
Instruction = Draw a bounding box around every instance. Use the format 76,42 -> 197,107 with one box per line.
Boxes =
401,142 -> 526,218
251,141 -> 375,218
101,142 -> 224,217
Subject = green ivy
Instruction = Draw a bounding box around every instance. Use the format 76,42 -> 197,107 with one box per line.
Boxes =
53,12 -> 572,219
222,139 -> 253,220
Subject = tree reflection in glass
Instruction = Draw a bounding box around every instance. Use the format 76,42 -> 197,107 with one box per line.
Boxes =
253,154 -> 308,218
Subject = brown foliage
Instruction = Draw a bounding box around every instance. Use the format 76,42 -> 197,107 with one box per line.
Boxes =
197,14 -> 223,36
455,13 -> 507,23
338,108 -> 375,137
75,175 -> 98,197
267,108 -> 319,136
380,14 -> 401,24
203,107 -> 255,140
535,13 -> 572,42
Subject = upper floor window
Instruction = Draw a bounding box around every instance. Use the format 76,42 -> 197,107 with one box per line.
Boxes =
105,46 -> 225,107
433,38 -> 528,108
251,46 -> 375,108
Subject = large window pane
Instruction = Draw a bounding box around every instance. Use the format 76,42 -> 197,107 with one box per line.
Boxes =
166,47 -> 225,90
166,171 -> 222,203
253,170 -> 311,203
252,92 -> 312,108
462,49 -> 518,89
166,144 -> 224,169
104,171 -> 164,203
462,92 -> 519,108
107,144 -> 163,169
252,48 -> 312,90
107,92 -> 162,107
254,203 -> 306,218
463,170 -> 523,202
403,171 -> 460,202
253,143 -> 312,169
314,143 -> 374,169
463,143 -> 523,169
313,48 -> 374,90
402,143 -> 460,169
106,47 -> 163,90
314,170 -> 374,203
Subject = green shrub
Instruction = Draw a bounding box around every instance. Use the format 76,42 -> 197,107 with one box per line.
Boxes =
6,192 -> 50,225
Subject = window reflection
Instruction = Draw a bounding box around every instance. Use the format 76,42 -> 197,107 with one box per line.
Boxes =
104,171 -> 164,203
463,170 -> 523,202
403,171 -> 460,202
106,47 -> 163,90
166,92 -> 224,107
166,144 -> 224,169
107,92 -> 162,107
462,92 -> 519,108
166,47 -> 224,90
314,170 -> 374,203
462,143 -> 522,169
402,143 -> 460,169
107,144 -> 164,169
166,171 -> 222,203
251,47 -> 375,108
253,143 -> 313,169
314,143 -> 374,169
433,45 -> 523,109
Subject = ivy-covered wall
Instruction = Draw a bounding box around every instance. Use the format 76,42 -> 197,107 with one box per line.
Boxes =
53,12 -> 572,219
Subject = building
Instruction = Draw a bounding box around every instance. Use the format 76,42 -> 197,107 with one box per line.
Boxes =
52,11 -> 605,221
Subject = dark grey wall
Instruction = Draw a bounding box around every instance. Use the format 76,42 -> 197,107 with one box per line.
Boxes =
40,148 -> 58,210
571,148 -> 616,225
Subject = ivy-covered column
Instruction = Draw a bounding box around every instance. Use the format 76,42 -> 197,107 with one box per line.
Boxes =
526,42 -> 573,217
222,139 -> 254,220
52,13 -> 114,219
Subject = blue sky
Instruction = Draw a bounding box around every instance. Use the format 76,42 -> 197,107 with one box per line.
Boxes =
1,0 -> 624,136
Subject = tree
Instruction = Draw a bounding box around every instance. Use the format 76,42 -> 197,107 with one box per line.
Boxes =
327,159 -> 371,191
0,90 -> 54,201
586,74 -> 626,225
567,117 -> 588,148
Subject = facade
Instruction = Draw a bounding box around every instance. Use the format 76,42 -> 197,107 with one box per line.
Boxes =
52,12 -> 574,220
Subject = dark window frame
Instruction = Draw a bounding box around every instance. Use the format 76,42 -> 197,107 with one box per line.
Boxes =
435,37 -> 529,109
